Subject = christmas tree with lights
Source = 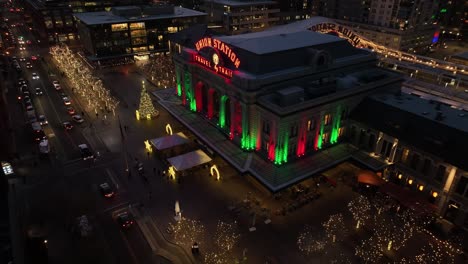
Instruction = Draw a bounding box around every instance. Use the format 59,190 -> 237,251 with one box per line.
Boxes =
136,81 -> 158,120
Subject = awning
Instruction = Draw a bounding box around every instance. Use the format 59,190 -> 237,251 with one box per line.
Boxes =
150,132 -> 189,151
357,170 -> 386,186
167,150 -> 212,171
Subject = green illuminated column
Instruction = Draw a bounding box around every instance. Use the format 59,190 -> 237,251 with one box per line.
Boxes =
219,95 -> 228,129
176,68 -> 182,96
315,117 -> 324,150
184,71 -> 196,111
240,103 -> 252,150
330,105 -> 342,144
274,129 -> 289,165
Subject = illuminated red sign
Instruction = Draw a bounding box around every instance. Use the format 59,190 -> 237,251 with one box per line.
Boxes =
194,54 -> 233,78
195,37 -> 241,68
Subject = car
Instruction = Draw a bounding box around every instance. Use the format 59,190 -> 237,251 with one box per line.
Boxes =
35,87 -> 43,95
31,55 -> 37,61
19,45 -> 25,51
52,81 -> 60,86
59,92 -> 68,99
78,144 -> 94,160
52,81 -> 61,90
26,40 -> 32,45
15,65 -> 21,72
18,78 -> 26,85
38,115 -> 48,126
63,97 -> 71,105
26,62 -> 32,68
63,121 -> 73,130
191,242 -> 200,255
32,72 -> 39,80
99,183 -> 114,198
72,115 -> 84,123
19,57 -> 26,61
66,107 -> 76,115
116,212 -> 134,229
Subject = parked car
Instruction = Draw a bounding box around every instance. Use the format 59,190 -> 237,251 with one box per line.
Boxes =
72,115 -> 84,123
32,72 -> 39,80
63,97 -> 71,105
66,107 -> 75,115
63,121 -> 73,130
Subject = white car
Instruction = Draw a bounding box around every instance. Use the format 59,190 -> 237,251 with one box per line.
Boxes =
52,81 -> 61,90
72,115 -> 84,123
32,72 -> 39,80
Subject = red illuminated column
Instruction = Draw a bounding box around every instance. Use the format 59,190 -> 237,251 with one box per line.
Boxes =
267,121 -> 277,161
207,88 -> 215,119
296,119 -> 307,157
195,82 -> 203,112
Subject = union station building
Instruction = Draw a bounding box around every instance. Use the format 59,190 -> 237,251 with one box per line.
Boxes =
164,25 -> 468,229
169,25 -> 401,165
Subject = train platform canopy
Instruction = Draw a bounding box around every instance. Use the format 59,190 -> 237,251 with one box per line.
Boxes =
150,132 -> 190,151
167,150 -> 212,171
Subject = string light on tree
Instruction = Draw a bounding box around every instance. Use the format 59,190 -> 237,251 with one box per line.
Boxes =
297,225 -> 327,255
168,217 -> 205,249
136,81 -> 158,120
322,213 -> 347,243
348,195 -> 371,229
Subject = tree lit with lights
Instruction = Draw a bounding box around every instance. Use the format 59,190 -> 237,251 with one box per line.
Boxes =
297,225 -> 327,255
348,195 -> 371,229
323,213 -> 347,243
168,217 -> 205,248
204,221 -> 241,264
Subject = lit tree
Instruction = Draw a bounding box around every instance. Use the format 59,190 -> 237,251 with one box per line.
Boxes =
323,213 -> 347,243
137,81 -> 158,120
168,217 -> 205,248
374,213 -> 414,251
214,220 -> 241,251
348,195 -> 371,229
297,225 -> 327,255
355,236 -> 383,263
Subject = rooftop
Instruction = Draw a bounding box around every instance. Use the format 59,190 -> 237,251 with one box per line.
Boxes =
351,93 -> 468,171
452,51 -> 468,61
210,0 -> 277,6
74,6 -> 206,25
218,30 -> 344,55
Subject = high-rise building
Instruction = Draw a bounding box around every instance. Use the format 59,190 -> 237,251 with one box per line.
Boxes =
436,0 -> 467,39
311,0 -> 439,52
200,0 -> 280,35
22,0 -> 152,43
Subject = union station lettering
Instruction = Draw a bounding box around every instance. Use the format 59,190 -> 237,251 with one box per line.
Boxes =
310,22 -> 361,46
195,37 -> 241,68
193,54 -> 233,78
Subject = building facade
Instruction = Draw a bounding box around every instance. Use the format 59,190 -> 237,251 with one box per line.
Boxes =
170,27 -> 401,165
349,94 -> 468,230
200,0 -> 280,35
22,0 -> 152,43
310,0 -> 439,52
74,4 -> 206,60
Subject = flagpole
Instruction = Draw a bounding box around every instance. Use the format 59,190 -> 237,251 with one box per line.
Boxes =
118,115 -> 129,175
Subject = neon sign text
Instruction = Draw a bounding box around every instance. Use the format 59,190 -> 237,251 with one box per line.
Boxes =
195,37 -> 241,68
310,22 -> 361,46
194,55 -> 233,78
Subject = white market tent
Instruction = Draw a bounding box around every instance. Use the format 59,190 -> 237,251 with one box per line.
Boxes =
150,132 -> 190,151
167,150 -> 212,171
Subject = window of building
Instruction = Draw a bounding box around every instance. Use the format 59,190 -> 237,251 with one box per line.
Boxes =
168,27 -> 178,33
421,158 -> 432,175
455,176 -> 468,195
158,35 -> 163,42
338,127 -> 344,137
322,132 -> 329,143
55,19 -> 63,28
307,120 -> 315,131
129,22 -> 145,30
290,124 -> 298,138
130,29 -> 146,37
263,121 -> 270,135
435,165 -> 446,182
410,153 -> 420,170
44,18 -> 53,29
324,114 -> 332,125
401,148 -> 409,163
111,23 -> 128,32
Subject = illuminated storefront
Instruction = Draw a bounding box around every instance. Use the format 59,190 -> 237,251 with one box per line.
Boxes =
171,27 -> 402,165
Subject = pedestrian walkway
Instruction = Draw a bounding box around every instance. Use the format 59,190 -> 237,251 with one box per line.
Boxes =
153,89 -> 390,192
